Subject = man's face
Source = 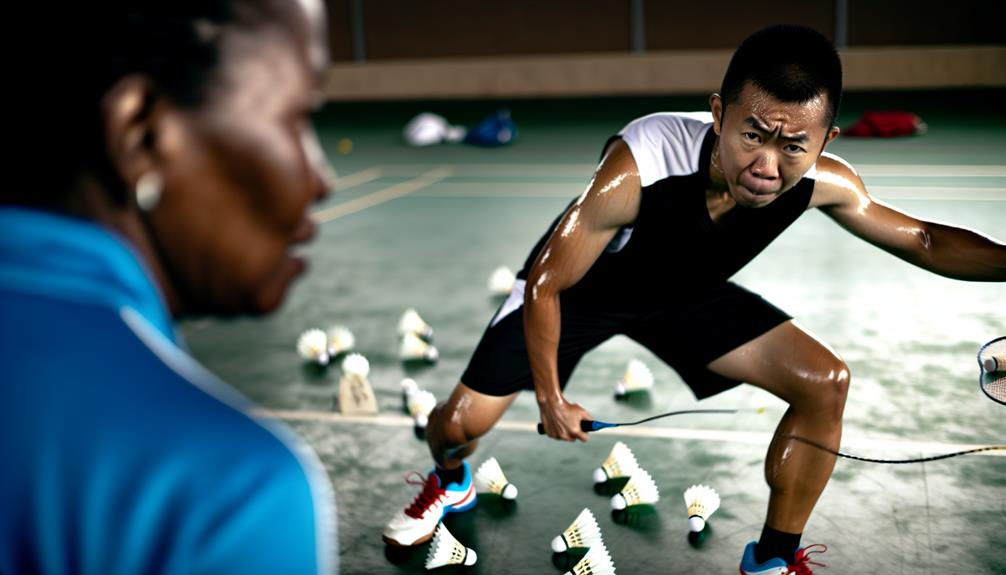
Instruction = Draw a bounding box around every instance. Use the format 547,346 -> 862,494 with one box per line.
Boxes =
711,82 -> 838,208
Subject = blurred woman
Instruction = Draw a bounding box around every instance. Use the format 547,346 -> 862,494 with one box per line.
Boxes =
1,0 -> 338,572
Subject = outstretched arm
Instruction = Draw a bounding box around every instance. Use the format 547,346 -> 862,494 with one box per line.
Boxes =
525,138 -> 642,442
810,154 -> 1006,281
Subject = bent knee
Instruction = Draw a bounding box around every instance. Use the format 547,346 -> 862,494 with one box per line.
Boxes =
791,357 -> 850,418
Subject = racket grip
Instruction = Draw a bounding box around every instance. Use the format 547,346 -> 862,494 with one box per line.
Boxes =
536,420 -> 597,435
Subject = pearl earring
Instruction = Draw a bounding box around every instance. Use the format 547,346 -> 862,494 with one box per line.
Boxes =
135,172 -> 163,212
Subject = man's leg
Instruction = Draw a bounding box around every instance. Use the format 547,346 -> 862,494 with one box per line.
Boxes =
708,320 -> 850,563
426,382 -> 519,471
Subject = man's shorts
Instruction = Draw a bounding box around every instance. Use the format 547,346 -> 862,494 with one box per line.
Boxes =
460,279 -> 792,399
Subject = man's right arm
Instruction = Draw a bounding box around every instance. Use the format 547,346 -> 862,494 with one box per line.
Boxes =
524,138 -> 642,442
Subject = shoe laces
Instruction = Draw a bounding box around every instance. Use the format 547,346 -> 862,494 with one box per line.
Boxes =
403,471 -> 445,519
788,543 -> 827,575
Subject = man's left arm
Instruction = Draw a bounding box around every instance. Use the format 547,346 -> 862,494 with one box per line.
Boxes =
810,154 -> 1006,281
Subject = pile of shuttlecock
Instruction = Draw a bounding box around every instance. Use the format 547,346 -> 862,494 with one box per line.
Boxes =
401,378 -> 436,429
487,265 -> 516,298
398,308 -> 438,363
613,359 -> 653,398
474,457 -> 518,500
551,508 -> 602,553
592,442 -> 659,510
683,484 -> 720,533
425,523 -> 476,569
297,325 -> 356,366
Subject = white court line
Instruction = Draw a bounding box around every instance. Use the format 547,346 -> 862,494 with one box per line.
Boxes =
254,408 -> 1006,457
311,167 -> 452,224
869,186 -> 1006,200
332,166 -> 383,190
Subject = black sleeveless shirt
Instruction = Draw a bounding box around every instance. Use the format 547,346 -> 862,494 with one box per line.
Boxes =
517,112 -> 815,310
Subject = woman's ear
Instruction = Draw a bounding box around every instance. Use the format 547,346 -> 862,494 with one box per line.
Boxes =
100,76 -> 164,202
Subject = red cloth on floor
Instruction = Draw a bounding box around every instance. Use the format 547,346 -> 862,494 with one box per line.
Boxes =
843,111 -> 926,137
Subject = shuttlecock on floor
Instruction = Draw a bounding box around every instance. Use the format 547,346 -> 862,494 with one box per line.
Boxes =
341,353 -> 370,378
325,325 -> 355,357
404,113 -> 466,147
400,332 -> 439,362
425,523 -> 477,569
487,266 -> 516,297
408,389 -> 437,428
297,328 -> 330,365
610,468 -> 659,510
561,540 -> 615,575
683,484 -> 720,533
593,441 -> 640,484
398,308 -> 434,340
550,507 -> 601,553
401,377 -> 419,404
474,457 -> 518,500
614,359 -> 653,397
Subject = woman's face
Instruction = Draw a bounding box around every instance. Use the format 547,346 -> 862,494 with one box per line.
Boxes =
151,0 -> 333,315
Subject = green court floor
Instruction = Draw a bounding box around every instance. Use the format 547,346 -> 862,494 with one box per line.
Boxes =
183,90 -> 1005,574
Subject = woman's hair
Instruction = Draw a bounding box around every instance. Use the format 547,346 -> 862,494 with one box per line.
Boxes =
15,0 -> 291,208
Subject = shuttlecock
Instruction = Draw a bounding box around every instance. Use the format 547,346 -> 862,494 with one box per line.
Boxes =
403,113 -> 466,147
398,308 -> 434,340
561,540 -> 615,575
425,523 -> 477,569
550,508 -> 601,553
297,328 -> 330,365
683,484 -> 720,533
610,468 -> 659,510
325,325 -> 355,357
341,353 -> 370,378
400,332 -> 439,362
487,266 -> 516,297
614,359 -> 653,397
408,389 -> 437,428
401,377 -> 420,402
593,441 -> 640,484
474,457 -> 518,500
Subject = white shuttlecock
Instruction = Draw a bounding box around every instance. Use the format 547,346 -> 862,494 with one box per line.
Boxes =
683,484 -> 721,533
341,353 -> 370,378
561,540 -> 615,575
614,359 -> 654,397
400,332 -> 439,362
593,441 -> 640,484
610,468 -> 659,510
297,329 -> 330,365
401,377 -> 420,400
550,508 -> 601,553
324,325 -> 355,357
398,308 -> 434,339
425,523 -> 477,569
487,265 -> 516,297
474,457 -> 518,500
408,389 -> 437,428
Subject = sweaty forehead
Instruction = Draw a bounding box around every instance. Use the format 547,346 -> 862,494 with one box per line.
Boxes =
733,83 -> 829,131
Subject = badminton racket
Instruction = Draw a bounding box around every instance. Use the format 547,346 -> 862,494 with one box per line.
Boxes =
978,336 -> 1005,405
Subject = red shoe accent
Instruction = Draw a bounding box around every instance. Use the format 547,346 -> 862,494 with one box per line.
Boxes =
403,471 -> 445,519
788,543 -> 827,574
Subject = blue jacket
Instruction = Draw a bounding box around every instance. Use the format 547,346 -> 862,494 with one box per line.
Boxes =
0,208 -> 337,574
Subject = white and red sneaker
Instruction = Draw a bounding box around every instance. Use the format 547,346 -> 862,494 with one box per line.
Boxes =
739,541 -> 828,575
382,462 -> 477,546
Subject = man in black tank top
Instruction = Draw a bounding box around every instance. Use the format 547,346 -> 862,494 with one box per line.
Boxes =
383,25 -> 1006,572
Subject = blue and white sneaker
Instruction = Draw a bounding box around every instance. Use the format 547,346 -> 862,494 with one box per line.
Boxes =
740,541 -> 829,575
382,462 -> 477,546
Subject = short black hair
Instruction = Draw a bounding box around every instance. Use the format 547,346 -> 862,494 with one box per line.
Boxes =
720,25 -> 843,128
13,0 -> 295,208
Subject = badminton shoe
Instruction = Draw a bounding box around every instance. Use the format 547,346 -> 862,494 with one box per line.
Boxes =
739,541 -> 828,575
382,462 -> 477,546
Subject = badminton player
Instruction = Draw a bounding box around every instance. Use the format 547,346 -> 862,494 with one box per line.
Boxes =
382,24 -> 1006,573
1,1 -> 337,573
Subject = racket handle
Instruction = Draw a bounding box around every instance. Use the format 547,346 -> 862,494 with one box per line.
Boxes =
536,420 -> 598,435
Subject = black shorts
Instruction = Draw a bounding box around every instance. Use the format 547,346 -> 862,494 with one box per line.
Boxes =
460,281 -> 791,399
